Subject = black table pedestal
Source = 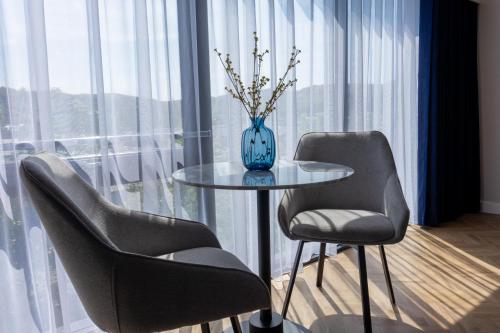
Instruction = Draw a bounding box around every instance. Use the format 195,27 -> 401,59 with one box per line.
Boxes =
248,190 -> 283,332
249,312 -> 283,333
246,190 -> 309,333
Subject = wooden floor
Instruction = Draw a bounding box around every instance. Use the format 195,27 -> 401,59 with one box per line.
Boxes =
166,214 -> 500,333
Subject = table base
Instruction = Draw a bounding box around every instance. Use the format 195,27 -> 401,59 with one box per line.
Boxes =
224,312 -> 310,333
249,312 -> 283,333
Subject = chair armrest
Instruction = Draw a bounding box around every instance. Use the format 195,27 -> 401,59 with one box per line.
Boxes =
383,173 -> 410,243
112,252 -> 270,332
107,205 -> 221,256
278,189 -> 311,239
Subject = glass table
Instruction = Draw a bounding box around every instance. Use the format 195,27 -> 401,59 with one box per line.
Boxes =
172,160 -> 354,332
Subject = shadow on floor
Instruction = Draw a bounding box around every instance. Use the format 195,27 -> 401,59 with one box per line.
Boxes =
310,314 -> 422,333
295,214 -> 500,333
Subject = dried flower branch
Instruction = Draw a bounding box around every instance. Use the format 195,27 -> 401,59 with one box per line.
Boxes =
214,32 -> 300,119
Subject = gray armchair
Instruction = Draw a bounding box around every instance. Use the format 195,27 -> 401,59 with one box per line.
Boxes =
278,132 -> 410,333
20,153 -> 269,333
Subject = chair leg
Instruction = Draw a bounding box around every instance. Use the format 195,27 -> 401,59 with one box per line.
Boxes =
282,240 -> 305,319
230,316 -> 242,333
379,245 -> 396,306
358,246 -> 372,333
316,242 -> 327,288
200,322 -> 210,333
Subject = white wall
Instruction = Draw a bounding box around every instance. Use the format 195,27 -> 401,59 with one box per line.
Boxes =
478,0 -> 500,214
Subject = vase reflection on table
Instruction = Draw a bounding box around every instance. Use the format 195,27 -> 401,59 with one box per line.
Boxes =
241,117 -> 276,171
242,169 -> 276,186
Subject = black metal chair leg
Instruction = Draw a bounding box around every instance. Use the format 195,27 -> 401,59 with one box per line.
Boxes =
201,322 -> 210,333
358,246 -> 372,333
282,240 -> 305,319
316,242 -> 327,288
230,316 -> 242,333
379,245 -> 396,306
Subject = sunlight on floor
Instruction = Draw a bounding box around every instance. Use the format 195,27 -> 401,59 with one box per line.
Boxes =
166,214 -> 500,333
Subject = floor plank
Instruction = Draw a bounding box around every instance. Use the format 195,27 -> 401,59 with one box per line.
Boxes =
164,214 -> 500,333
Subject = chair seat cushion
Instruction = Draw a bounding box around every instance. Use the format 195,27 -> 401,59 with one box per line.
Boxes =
158,247 -> 253,274
155,247 -> 269,322
289,209 -> 395,244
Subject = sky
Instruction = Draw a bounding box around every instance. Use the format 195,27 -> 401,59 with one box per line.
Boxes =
0,0 -> 409,100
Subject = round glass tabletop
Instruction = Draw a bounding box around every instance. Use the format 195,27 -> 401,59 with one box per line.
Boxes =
172,160 -> 354,190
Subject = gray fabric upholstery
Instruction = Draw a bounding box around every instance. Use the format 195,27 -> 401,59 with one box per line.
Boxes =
290,210 -> 394,244
278,131 -> 409,245
20,153 -> 269,333
159,247 -> 254,272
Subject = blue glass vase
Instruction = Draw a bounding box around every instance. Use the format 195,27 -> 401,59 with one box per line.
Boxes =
241,117 -> 276,171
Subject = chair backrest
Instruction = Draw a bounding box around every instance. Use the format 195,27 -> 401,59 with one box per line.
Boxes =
20,153 -> 120,332
292,131 -> 399,213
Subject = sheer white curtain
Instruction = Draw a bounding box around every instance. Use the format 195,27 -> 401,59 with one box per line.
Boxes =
0,0 -> 187,332
208,0 -> 419,275
0,0 -> 419,332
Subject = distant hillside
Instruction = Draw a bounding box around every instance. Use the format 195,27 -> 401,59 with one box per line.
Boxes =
1,84 -> 343,144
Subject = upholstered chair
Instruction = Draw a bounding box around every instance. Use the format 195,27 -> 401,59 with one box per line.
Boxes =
278,131 -> 410,333
20,153 -> 269,333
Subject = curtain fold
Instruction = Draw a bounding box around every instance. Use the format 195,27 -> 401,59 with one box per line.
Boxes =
1,0 -> 419,331
417,0 -> 480,226
208,0 -> 420,275
1,1 -> 187,331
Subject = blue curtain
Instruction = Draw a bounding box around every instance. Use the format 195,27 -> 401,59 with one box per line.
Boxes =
418,0 -> 480,226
